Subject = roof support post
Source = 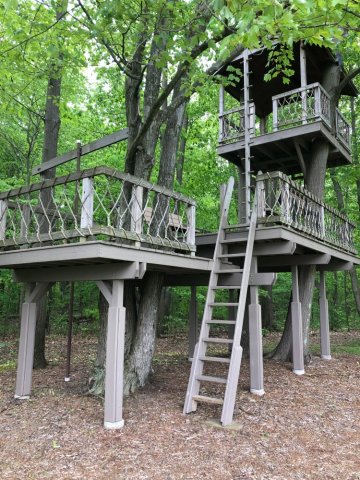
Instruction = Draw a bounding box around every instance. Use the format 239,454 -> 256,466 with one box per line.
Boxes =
100,279 -> 126,429
188,285 -> 198,360
291,266 -> 305,375
319,271 -> 331,360
249,258 -> 264,395
300,41 -> 308,124
15,282 -> 50,399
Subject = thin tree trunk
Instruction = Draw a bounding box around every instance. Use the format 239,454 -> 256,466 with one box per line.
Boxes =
34,2 -> 67,369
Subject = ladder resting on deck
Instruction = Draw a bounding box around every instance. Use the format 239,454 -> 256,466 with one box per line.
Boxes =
183,176 -> 257,425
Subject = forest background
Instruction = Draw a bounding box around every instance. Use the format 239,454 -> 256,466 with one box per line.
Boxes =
0,0 -> 359,391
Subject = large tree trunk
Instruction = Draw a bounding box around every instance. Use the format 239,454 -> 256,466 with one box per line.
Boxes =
270,62 -> 340,362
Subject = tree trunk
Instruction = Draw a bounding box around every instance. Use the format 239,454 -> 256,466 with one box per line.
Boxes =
34,2 -> 66,368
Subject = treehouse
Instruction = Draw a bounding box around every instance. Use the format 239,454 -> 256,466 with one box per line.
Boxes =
0,42 -> 359,431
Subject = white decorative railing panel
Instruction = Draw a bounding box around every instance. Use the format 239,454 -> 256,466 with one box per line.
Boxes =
0,166 -> 196,253
256,171 -> 356,253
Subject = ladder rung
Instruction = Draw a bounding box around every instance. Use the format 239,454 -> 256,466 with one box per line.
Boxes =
218,253 -> 246,258
203,337 -> 233,344
214,269 -> 243,274
199,356 -> 231,364
224,223 -> 249,229
213,286 -> 240,290
209,302 -> 238,307
207,319 -> 236,325
196,375 -> 227,384
192,395 -> 224,406
221,238 -> 247,244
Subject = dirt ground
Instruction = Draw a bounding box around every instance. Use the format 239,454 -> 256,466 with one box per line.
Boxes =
0,331 -> 360,480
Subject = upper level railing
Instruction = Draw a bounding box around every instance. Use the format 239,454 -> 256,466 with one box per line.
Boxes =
255,171 -> 356,253
219,83 -> 352,151
0,166 -> 196,253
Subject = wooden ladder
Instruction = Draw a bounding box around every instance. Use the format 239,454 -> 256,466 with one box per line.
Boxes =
183,176 -> 257,425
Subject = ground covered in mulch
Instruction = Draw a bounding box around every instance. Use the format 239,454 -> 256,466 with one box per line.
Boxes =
0,331 -> 360,479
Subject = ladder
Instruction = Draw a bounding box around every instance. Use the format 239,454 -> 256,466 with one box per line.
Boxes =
183,176 -> 257,425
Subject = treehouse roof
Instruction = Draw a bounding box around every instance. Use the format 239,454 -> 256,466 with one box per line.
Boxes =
218,42 -> 358,117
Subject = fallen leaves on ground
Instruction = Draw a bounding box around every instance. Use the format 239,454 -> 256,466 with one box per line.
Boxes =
0,331 -> 359,479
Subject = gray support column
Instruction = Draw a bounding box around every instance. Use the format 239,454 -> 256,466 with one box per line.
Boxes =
188,285 -> 198,360
249,258 -> 264,395
15,282 -> 50,399
15,293 -> 37,399
291,266 -> 305,375
319,271 -> 331,360
104,279 -> 126,429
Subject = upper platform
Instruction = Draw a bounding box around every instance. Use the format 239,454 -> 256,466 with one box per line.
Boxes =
217,82 -> 352,174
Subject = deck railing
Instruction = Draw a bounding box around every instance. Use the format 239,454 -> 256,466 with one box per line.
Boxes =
272,82 -> 331,130
219,83 -> 351,151
256,171 -> 356,253
0,166 -> 196,252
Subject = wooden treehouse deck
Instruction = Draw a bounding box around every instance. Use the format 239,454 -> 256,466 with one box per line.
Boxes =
217,83 -> 352,174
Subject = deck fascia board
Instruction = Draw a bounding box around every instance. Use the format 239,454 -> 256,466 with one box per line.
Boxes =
0,241 -> 213,272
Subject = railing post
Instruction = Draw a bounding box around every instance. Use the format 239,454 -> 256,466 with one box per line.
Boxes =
0,200 -> 7,241
219,85 -> 224,142
20,204 -> 31,240
80,177 -> 94,229
256,172 -> 265,219
314,86 -> 321,120
186,205 -> 196,255
131,185 -> 143,242
281,180 -> 291,224
320,204 -> 325,238
272,98 -> 278,132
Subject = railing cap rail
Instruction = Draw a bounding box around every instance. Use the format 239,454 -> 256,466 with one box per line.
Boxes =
0,166 -> 197,206
271,82 -> 330,101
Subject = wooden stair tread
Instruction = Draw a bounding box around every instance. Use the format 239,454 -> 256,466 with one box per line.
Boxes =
213,286 -> 241,290
224,223 -> 250,229
218,253 -> 246,258
199,356 -> 231,364
192,395 -> 224,406
209,302 -> 238,307
196,375 -> 227,384
215,268 -> 243,274
207,319 -> 236,324
203,337 -> 233,344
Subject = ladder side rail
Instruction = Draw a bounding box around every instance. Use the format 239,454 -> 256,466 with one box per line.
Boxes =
221,198 -> 257,425
183,176 -> 234,414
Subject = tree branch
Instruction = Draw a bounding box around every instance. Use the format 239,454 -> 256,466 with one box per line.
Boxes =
125,26 -> 233,164
338,66 -> 360,93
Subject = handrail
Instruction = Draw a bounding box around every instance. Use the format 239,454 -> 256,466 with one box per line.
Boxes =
0,166 -> 197,252
0,166 -> 196,206
32,128 -> 129,176
256,171 -> 356,253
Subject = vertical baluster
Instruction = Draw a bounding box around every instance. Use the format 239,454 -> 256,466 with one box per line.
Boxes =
281,181 -> 290,224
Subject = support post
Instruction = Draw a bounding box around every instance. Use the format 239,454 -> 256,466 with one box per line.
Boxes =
249,258 -> 264,395
188,285 -> 198,360
219,85 -> 224,142
131,185 -> 143,246
103,279 -> 126,429
319,271 -> 331,360
80,177 -> 94,229
300,41 -> 308,124
0,199 -> 7,241
15,282 -> 50,399
291,266 -> 304,375
186,205 -> 196,254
